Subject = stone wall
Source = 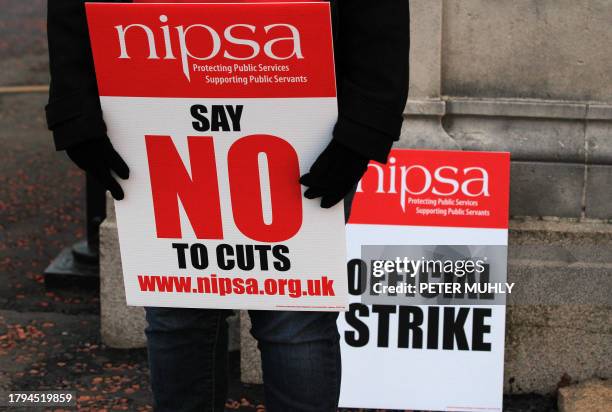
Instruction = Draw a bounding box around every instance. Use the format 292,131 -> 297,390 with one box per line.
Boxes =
398,0 -> 612,394
404,0 -> 612,219
441,0 -> 612,102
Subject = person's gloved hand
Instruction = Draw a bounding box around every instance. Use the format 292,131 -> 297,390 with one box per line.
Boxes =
300,139 -> 370,208
66,137 -> 130,200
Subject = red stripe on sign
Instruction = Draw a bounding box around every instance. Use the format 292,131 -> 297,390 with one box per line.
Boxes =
349,150 -> 511,229
86,2 -> 335,98
135,1 -> 319,3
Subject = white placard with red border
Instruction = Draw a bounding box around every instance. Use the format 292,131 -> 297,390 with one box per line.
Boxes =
338,149 -> 510,411
86,1 -> 348,311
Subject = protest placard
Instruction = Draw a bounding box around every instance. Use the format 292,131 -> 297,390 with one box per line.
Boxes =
339,149 -> 510,411
86,1 -> 348,310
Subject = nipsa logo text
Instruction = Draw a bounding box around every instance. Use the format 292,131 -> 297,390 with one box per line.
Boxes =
114,14 -> 304,81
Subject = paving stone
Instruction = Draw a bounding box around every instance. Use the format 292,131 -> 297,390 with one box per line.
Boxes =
558,379 -> 612,412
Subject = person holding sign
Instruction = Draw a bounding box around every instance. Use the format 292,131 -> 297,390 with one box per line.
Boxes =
46,0 -> 409,411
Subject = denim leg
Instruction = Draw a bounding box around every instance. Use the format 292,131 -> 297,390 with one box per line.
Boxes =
248,310 -> 341,412
145,307 -> 233,412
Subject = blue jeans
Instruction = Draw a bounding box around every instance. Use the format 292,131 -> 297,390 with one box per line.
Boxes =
144,191 -> 355,411
145,308 -> 341,412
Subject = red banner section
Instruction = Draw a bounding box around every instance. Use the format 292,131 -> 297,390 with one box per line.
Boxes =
135,1 -> 316,3
86,2 -> 335,98
349,149 -> 511,229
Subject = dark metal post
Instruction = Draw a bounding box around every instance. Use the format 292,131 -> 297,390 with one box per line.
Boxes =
43,173 -> 106,288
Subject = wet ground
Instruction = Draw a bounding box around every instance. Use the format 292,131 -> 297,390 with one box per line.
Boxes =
0,1 -> 558,411
0,90 -> 270,411
0,1 -> 49,88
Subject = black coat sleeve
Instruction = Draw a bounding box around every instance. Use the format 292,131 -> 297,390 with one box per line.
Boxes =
333,0 -> 410,163
46,0 -> 129,150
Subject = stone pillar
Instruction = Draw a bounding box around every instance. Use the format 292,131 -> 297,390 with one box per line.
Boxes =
240,311 -> 263,384
99,192 -> 241,351
399,0 -> 459,150
99,192 -> 147,348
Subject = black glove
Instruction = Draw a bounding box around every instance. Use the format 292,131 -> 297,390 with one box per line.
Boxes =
300,139 -> 370,208
66,138 -> 130,200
